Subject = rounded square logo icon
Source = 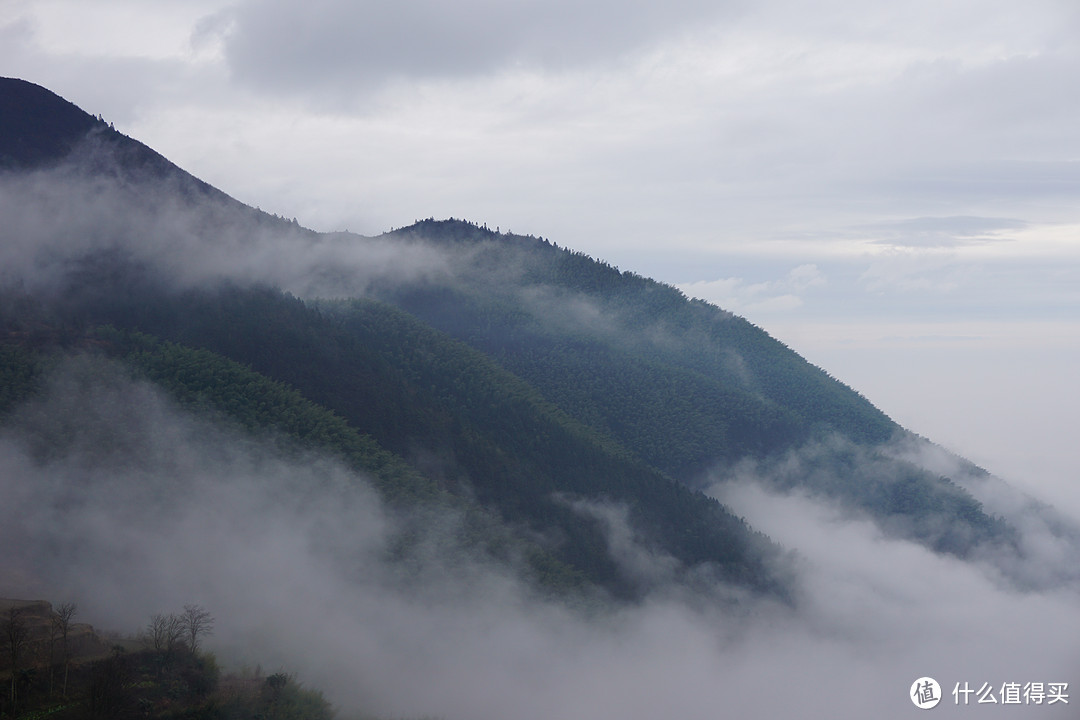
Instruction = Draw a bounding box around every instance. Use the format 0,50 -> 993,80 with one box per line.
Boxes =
911,677 -> 942,709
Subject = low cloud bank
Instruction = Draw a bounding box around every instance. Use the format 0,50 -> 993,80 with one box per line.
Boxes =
2,357 -> 1077,719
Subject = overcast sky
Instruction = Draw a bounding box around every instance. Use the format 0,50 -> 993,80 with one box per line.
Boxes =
2,0 -> 1078,513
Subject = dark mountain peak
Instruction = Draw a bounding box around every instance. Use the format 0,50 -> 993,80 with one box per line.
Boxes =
0,77 -> 107,170
0,77 -> 210,196
0,78 -> 312,235
0,79 -> 160,181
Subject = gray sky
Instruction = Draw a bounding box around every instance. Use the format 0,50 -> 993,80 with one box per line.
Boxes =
2,0 -> 1078,513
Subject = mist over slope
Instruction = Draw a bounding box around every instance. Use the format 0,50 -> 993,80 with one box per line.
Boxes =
4,356 -> 1078,720
2,77 -> 1079,718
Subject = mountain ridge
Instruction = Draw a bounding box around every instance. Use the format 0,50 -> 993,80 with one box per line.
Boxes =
0,76 -> 1054,607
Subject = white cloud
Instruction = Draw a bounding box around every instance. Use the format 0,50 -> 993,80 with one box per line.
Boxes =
787,263 -> 827,290
3,0 -> 225,61
218,0 -> 739,98
858,250 -> 968,294
678,264 -> 826,318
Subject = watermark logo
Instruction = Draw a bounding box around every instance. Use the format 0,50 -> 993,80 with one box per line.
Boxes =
912,677 -> 942,709
908,678 -> 1069,709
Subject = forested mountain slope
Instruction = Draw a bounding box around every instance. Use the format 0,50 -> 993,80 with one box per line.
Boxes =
359,219 -> 1012,556
0,261 -> 785,597
0,78 -> 1036,606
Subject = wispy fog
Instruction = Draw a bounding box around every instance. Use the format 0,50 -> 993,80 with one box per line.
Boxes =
716,433 -> 1080,593
711,481 -> 1080,718
0,164 -> 457,298
3,357 -> 1076,719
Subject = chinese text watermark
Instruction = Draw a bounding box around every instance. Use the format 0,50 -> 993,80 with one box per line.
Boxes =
911,678 -> 1069,709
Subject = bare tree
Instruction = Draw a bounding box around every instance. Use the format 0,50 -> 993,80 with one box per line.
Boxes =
180,604 -> 214,653
146,613 -> 167,651
52,602 -> 77,698
3,607 -> 30,712
146,613 -> 184,653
